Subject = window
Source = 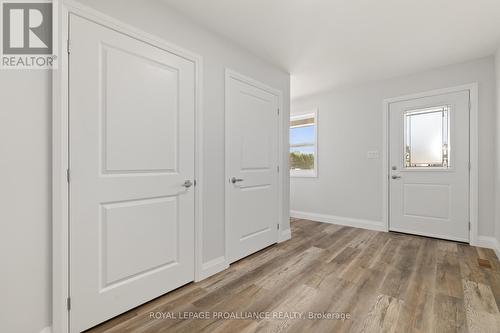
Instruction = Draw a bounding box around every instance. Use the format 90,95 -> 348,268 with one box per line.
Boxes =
404,105 -> 450,168
290,110 -> 318,177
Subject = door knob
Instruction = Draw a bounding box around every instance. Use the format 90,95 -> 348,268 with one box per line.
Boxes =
231,177 -> 244,184
182,180 -> 193,188
391,175 -> 402,180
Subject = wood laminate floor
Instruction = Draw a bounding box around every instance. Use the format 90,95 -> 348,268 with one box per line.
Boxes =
87,219 -> 500,333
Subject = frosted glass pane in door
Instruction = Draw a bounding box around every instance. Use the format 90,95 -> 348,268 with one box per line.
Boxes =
404,107 -> 449,168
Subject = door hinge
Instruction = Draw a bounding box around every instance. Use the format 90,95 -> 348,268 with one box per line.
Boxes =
277,223 -> 280,230
67,39 -> 71,54
66,169 -> 70,183
277,108 -> 280,116
277,165 -> 279,173
67,297 -> 71,311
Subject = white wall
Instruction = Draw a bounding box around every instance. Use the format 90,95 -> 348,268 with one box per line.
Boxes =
291,56 -> 496,238
0,1 -> 290,332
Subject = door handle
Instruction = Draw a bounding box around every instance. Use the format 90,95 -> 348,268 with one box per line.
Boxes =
391,175 -> 402,180
182,180 -> 193,188
231,177 -> 244,184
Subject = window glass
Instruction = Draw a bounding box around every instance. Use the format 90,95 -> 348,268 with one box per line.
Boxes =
290,112 -> 317,175
290,125 -> 315,146
404,106 -> 449,168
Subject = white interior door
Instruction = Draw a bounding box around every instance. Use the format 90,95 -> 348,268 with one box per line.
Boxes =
389,90 -> 470,242
69,15 -> 195,332
226,73 -> 280,263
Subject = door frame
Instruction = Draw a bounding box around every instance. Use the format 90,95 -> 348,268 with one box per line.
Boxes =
224,69 -> 284,263
52,2 -> 204,332
382,83 -> 478,245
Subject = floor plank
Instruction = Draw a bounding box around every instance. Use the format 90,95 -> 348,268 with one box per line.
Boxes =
86,219 -> 500,333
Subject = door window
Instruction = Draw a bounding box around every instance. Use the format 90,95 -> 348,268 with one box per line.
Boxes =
404,106 -> 450,168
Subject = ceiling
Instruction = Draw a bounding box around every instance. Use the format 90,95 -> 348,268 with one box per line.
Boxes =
161,0 -> 500,99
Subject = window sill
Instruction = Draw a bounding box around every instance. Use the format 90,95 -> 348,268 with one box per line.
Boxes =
290,170 -> 318,178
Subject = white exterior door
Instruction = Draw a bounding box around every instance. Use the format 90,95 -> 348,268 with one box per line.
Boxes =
226,73 -> 280,263
69,15 -> 195,332
389,90 -> 470,242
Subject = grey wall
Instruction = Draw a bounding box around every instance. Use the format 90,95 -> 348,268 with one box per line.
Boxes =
495,48 -> 500,247
0,1 -> 290,332
291,56 -> 496,237
0,71 -> 52,333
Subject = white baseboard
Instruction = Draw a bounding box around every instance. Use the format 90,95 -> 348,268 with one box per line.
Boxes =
475,236 -> 500,259
196,256 -> 228,281
474,236 -> 497,248
39,326 -> 52,333
290,210 -> 386,232
278,228 -> 291,242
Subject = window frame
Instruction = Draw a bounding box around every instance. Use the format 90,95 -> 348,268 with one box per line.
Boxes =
290,109 -> 318,178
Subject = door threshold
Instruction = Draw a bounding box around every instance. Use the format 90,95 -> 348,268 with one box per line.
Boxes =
388,230 -> 469,245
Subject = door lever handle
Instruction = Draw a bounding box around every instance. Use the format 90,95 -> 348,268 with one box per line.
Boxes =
391,175 -> 402,180
182,180 -> 193,188
231,177 -> 244,184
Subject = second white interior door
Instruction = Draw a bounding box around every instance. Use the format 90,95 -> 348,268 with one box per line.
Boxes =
226,72 -> 280,263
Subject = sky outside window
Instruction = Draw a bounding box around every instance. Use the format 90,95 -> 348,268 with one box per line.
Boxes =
290,126 -> 315,154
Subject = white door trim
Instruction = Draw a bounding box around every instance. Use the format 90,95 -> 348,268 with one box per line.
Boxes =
52,2 -> 204,332
224,69 -> 284,262
382,83 -> 478,245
